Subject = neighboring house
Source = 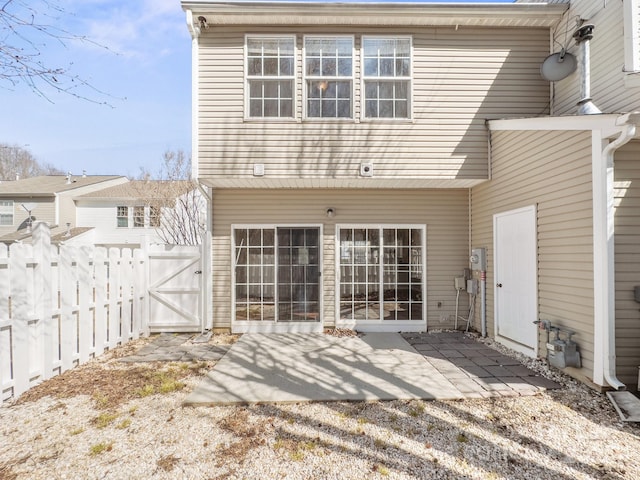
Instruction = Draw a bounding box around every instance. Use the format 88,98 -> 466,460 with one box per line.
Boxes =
0,174 -> 128,238
182,0 -> 640,391
75,180 -> 205,247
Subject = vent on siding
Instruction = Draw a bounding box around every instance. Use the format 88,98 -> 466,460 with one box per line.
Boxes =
573,24 -> 601,115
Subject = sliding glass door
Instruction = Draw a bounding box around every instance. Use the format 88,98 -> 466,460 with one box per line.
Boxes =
338,226 -> 424,324
234,227 -> 320,324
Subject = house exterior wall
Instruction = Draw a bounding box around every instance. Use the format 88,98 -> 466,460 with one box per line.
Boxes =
613,140 -> 640,388
197,25 -> 550,185
471,129 -> 596,382
0,197 -> 55,236
76,201 -> 164,247
210,188 -> 469,330
57,177 -> 128,228
552,0 -> 640,115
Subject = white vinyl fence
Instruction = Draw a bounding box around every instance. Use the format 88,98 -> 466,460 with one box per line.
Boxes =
0,223 -> 148,403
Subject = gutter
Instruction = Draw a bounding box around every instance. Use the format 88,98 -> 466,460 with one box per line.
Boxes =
596,113 -> 640,390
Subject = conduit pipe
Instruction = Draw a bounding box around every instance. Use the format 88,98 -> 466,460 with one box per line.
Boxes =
599,116 -> 638,390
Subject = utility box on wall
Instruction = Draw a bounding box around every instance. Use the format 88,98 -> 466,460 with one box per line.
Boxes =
470,247 -> 486,271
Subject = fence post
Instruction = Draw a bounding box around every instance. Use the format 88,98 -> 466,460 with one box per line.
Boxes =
77,246 -> 92,363
32,223 -> 54,381
0,243 -> 10,401
59,245 -> 76,371
108,248 -> 121,348
120,249 -> 133,341
133,249 -> 145,338
9,243 -> 32,398
93,247 -> 108,356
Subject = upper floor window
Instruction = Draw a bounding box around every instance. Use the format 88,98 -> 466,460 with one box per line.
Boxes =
304,36 -> 354,118
133,206 -> 145,228
0,200 -> 13,226
117,206 -> 128,228
246,36 -> 295,118
362,37 -> 411,119
149,206 -> 161,227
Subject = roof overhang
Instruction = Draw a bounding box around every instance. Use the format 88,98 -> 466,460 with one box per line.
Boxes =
197,177 -> 486,189
181,1 -> 568,28
487,113 -> 640,140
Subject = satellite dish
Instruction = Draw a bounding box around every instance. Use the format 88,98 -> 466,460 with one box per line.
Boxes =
540,51 -> 577,82
21,203 -> 37,212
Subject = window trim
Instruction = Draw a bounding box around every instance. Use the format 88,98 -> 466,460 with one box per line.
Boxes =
116,205 -> 129,228
360,35 -> 413,121
244,34 -> 297,121
303,34 -> 355,121
133,205 -> 145,228
334,223 -> 427,330
0,200 -> 14,226
231,223 -> 324,330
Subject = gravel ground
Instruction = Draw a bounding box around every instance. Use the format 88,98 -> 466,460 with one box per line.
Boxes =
1,334 -> 639,480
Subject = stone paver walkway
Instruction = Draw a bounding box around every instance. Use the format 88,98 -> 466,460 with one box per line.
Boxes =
402,332 -> 560,397
119,333 -> 231,363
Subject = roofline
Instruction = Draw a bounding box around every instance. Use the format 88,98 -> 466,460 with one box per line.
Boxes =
181,1 -> 568,28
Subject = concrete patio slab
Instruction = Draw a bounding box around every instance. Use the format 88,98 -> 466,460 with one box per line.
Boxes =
184,333 -> 465,406
184,332 -> 560,406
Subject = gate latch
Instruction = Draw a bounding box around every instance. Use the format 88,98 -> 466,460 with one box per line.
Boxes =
195,270 -> 202,274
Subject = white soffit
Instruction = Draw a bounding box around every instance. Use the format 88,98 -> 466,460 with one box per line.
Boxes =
487,114 -> 630,139
182,2 -> 568,28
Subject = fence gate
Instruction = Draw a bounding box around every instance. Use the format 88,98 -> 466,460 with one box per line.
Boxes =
148,244 -> 203,332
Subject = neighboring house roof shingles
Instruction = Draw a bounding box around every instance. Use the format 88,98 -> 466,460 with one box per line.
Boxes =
76,180 -> 195,202
0,175 -> 126,197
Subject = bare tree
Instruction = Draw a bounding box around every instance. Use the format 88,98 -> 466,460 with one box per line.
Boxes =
136,149 -> 205,246
0,142 -> 62,179
0,0 -> 110,103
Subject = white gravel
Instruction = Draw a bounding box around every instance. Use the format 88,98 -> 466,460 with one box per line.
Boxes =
1,335 -> 639,480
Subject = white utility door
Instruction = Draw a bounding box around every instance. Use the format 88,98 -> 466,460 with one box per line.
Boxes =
148,244 -> 202,332
493,206 -> 537,356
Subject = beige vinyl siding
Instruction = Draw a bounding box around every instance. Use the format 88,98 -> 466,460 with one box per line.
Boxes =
471,130 -> 595,378
210,189 -> 469,330
552,1 -> 640,115
613,141 -> 640,388
198,26 -> 550,183
0,197 -> 55,236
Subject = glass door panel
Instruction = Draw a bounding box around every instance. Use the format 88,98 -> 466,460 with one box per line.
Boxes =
277,228 -> 320,322
339,226 -> 423,323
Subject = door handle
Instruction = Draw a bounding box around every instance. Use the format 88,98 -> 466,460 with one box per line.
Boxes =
496,283 -> 502,288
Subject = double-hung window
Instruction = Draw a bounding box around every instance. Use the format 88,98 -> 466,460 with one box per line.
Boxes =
305,36 -> 354,118
0,200 -> 13,226
362,37 -> 411,119
246,36 -> 295,118
117,206 -> 128,228
133,206 -> 145,228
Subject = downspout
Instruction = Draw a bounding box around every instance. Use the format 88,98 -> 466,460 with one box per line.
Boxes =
186,9 -> 214,332
598,116 -> 638,390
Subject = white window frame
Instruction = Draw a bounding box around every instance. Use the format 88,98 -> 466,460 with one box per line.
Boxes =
245,34 -> 297,120
303,35 -> 355,120
361,35 -> 412,121
231,224 -> 324,333
0,200 -> 13,226
335,224 -> 427,332
133,205 -> 145,228
116,206 -> 129,228
624,0 -> 640,87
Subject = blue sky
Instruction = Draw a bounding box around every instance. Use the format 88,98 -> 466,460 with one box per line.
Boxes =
0,0 -> 514,178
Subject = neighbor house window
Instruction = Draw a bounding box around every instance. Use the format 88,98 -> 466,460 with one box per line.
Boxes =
304,36 -> 353,118
149,206 -> 161,227
362,37 -> 411,119
0,200 -> 13,226
117,206 -> 128,227
133,206 -> 145,228
246,36 -> 295,118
